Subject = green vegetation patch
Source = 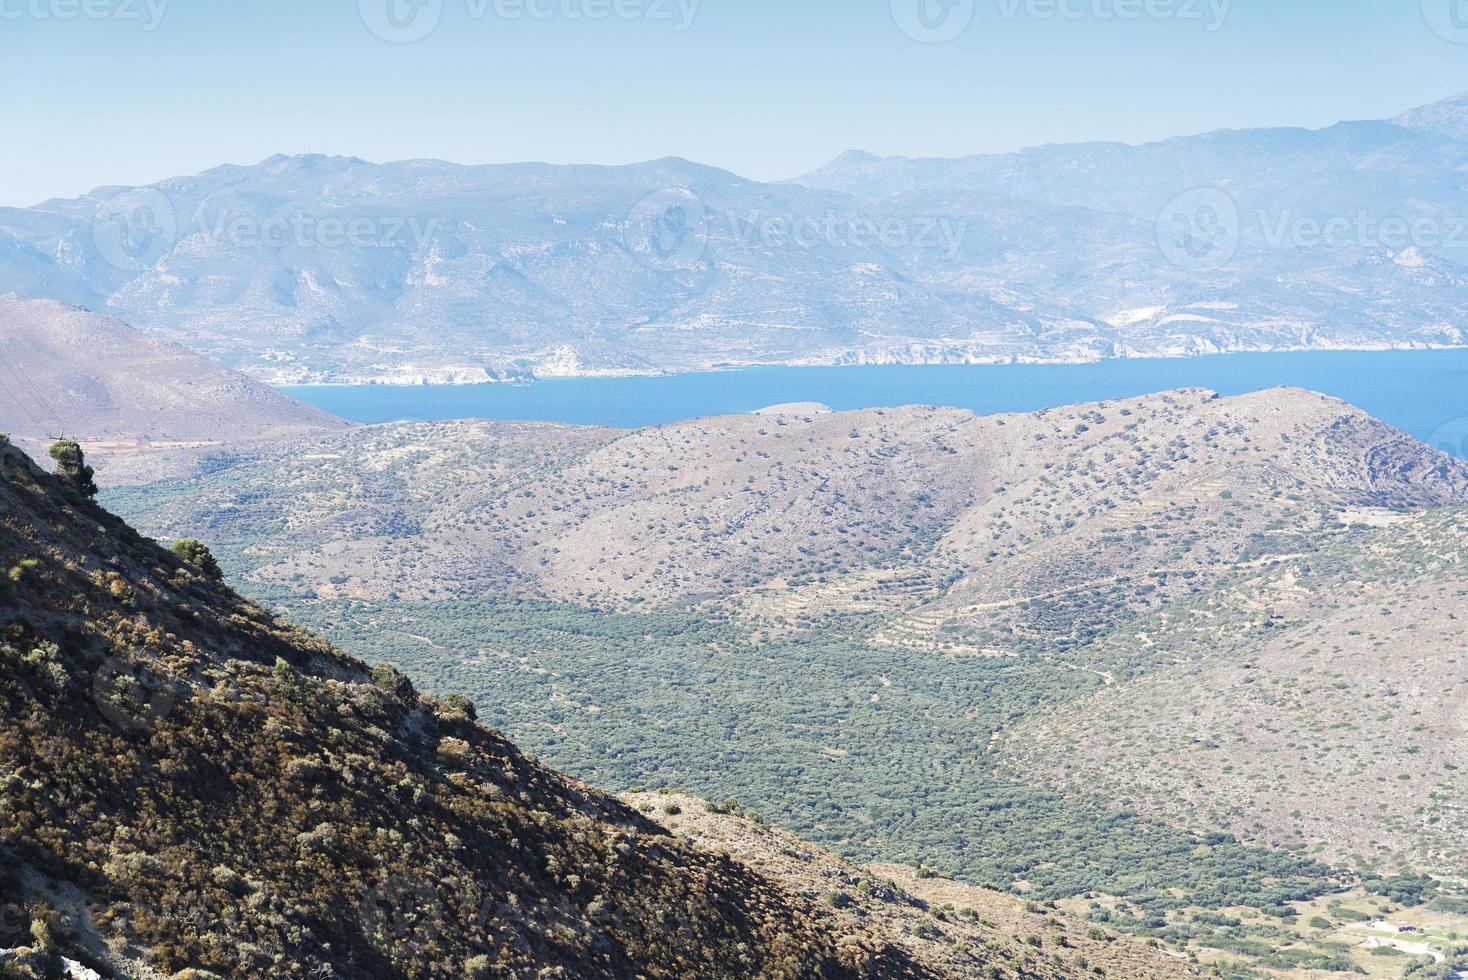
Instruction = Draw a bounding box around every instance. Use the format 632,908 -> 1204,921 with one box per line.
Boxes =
269,591 -> 1341,913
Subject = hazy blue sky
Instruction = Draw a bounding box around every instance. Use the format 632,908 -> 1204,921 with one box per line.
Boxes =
2,0 -> 1465,206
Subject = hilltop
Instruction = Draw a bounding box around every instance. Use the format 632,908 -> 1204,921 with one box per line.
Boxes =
0,297 -> 345,481
115,387 -> 1468,611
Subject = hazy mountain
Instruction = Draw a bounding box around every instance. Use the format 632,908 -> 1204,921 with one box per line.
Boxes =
4,155 -> 1059,382
1394,89 -> 1468,142
0,296 -> 346,481
5,94 -> 1468,381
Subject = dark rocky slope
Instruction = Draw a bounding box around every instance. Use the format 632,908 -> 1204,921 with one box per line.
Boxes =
0,438 -> 937,979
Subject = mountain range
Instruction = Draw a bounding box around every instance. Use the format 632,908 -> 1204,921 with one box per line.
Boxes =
5,93 -> 1468,382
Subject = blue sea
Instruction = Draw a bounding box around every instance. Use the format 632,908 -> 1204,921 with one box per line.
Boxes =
284,349 -> 1468,458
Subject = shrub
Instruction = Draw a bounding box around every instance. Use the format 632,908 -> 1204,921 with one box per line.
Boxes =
370,662 -> 417,702
171,539 -> 223,582
444,693 -> 477,720
48,439 -> 97,498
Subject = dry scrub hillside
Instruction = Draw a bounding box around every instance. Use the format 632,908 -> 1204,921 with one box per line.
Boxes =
0,438 -> 954,980
116,388 -> 1468,630
623,792 -> 1198,980
999,504 -> 1468,877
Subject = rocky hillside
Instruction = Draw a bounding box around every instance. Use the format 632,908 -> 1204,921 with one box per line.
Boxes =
0,436 -> 965,979
0,297 -> 346,482
1000,503 -> 1468,876
113,388 -> 1468,615
621,792 -> 1198,980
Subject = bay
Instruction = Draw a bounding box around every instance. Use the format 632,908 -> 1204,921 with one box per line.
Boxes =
284,349 -> 1468,458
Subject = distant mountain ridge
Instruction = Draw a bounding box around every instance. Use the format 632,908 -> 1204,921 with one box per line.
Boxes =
4,93 -> 1468,381
1393,89 -> 1468,142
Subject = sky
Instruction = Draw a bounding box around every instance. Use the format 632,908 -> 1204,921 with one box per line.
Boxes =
1,0 -> 1465,207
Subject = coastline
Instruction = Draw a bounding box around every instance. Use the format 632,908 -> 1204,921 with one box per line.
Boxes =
269,340 -> 1468,389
